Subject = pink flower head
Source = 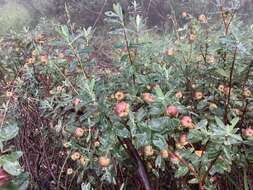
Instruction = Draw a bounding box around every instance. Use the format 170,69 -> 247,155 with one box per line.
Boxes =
242,128 -> 253,137
180,116 -> 194,128
72,98 -> 81,106
165,106 -> 178,117
114,102 -> 129,117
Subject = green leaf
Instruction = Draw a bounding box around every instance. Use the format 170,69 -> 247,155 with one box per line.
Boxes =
211,159 -> 231,174
112,3 -> 123,20
215,117 -> 225,128
148,107 -> 162,115
152,134 -> 167,149
207,146 -> 221,160
223,146 -> 232,161
116,128 -> 129,138
197,100 -> 208,110
0,123 -> 19,142
136,108 -> 146,122
81,182 -> 91,190
230,117 -> 239,128
0,151 -> 23,166
216,68 -> 229,78
228,134 -> 242,143
135,133 -> 149,147
3,161 -> 23,176
188,130 -> 204,143
154,86 -> 164,98
147,117 -> 175,132
18,180 -> 29,190
61,25 -> 69,37
175,166 -> 189,178
196,119 -> 208,128
120,54 -> 128,62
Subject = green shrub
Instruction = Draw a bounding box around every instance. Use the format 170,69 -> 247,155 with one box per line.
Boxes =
1,1 -> 253,190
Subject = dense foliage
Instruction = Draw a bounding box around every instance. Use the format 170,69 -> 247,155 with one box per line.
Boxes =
0,0 -> 253,190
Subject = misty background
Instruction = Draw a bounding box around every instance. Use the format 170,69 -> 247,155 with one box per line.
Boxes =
0,0 -> 252,35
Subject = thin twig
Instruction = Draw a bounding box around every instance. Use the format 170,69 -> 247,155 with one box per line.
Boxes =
68,43 -> 89,79
52,61 -> 79,95
223,47 -> 237,124
92,0 -> 107,29
56,150 -> 71,190
122,23 -> 136,85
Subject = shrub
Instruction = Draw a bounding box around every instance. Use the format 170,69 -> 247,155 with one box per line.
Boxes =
1,1 -> 253,190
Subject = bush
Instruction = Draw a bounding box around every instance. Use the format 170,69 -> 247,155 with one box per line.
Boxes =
1,1 -> 253,190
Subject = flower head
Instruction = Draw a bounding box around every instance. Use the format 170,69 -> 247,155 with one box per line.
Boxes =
160,149 -> 169,158
144,145 -> 154,157
182,12 -> 188,18
94,141 -> 100,147
218,84 -> 225,93
194,92 -> 203,100
56,86 -> 63,93
198,14 -> 207,23
181,116 -> 194,129
179,133 -> 188,146
75,128 -> 84,137
175,91 -> 183,99
79,156 -> 86,166
72,98 -> 81,106
142,93 -> 155,103
242,128 -> 253,137
167,49 -> 175,56
67,168 -> 73,175
165,106 -> 178,117
114,102 -> 129,117
209,103 -> 218,110
71,152 -> 81,161
6,91 -> 13,97
40,53 -> 48,64
114,91 -> 125,101
98,156 -> 110,167
243,88 -> 251,97
207,55 -> 215,64
189,34 -> 196,42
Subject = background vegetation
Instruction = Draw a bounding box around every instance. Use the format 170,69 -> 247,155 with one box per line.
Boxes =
0,0 -> 253,35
